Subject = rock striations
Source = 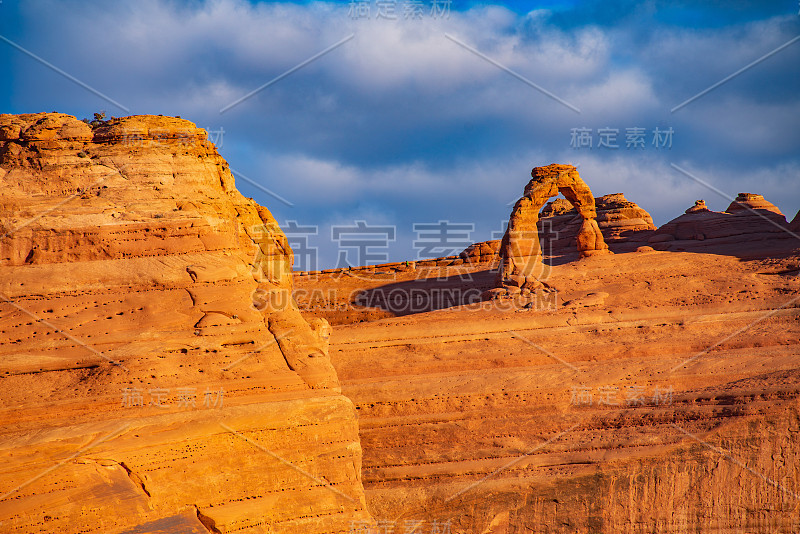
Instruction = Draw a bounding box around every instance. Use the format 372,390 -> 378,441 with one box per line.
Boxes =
648,193 -> 794,252
0,113 -> 371,533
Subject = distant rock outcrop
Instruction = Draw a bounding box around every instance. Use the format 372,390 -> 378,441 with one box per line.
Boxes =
495,164 -> 609,294
0,113 -> 371,533
725,192 -> 783,215
460,239 -> 501,264
648,193 -> 793,250
539,192 -> 656,253
685,199 -> 710,214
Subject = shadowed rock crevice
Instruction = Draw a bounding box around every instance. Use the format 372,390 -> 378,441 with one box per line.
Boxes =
118,461 -> 151,498
195,506 -> 222,534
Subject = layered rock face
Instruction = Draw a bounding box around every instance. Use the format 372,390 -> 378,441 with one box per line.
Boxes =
0,113 -> 370,533
726,192 -> 784,215
649,193 -> 793,251
459,239 -> 501,265
320,247 -> 800,533
539,193 -> 656,253
685,199 -> 709,214
497,164 -> 609,292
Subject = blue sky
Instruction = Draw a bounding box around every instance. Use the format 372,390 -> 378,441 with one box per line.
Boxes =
2,0 -> 799,268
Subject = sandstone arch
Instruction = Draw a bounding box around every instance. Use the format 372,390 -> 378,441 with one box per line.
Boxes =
497,163 -> 609,291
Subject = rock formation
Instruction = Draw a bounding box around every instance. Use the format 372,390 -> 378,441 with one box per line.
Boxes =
648,193 -> 793,250
496,164 -> 609,292
275,165 -> 800,532
685,199 -> 709,214
0,113 -> 371,533
459,239 -> 501,265
452,194 -> 653,277
4,115 -> 798,534
725,192 -> 783,214
538,192 -> 656,253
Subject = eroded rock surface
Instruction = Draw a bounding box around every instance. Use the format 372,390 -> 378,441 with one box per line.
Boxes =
648,193 -> 793,252
289,183 -> 800,532
726,192 -> 783,215
315,245 -> 800,534
539,192 -> 656,254
685,199 -> 710,214
460,240 -> 502,265
0,113 -> 370,533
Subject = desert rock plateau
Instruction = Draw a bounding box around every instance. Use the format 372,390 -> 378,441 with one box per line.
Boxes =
2,113 -> 800,533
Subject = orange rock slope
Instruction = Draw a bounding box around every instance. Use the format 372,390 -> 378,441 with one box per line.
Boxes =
294,176 -> 800,532
0,113 -> 371,533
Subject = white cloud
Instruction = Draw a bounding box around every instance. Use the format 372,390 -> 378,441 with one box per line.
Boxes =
572,69 -> 659,120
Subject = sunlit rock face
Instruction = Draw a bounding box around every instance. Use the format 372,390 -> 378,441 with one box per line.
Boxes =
0,113 -> 371,534
538,192 -> 657,254
648,193 -> 792,251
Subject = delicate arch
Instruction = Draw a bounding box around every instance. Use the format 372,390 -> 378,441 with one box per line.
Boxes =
498,164 -> 609,291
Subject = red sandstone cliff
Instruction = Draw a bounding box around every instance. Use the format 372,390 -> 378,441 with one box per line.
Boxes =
0,113 -> 371,533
